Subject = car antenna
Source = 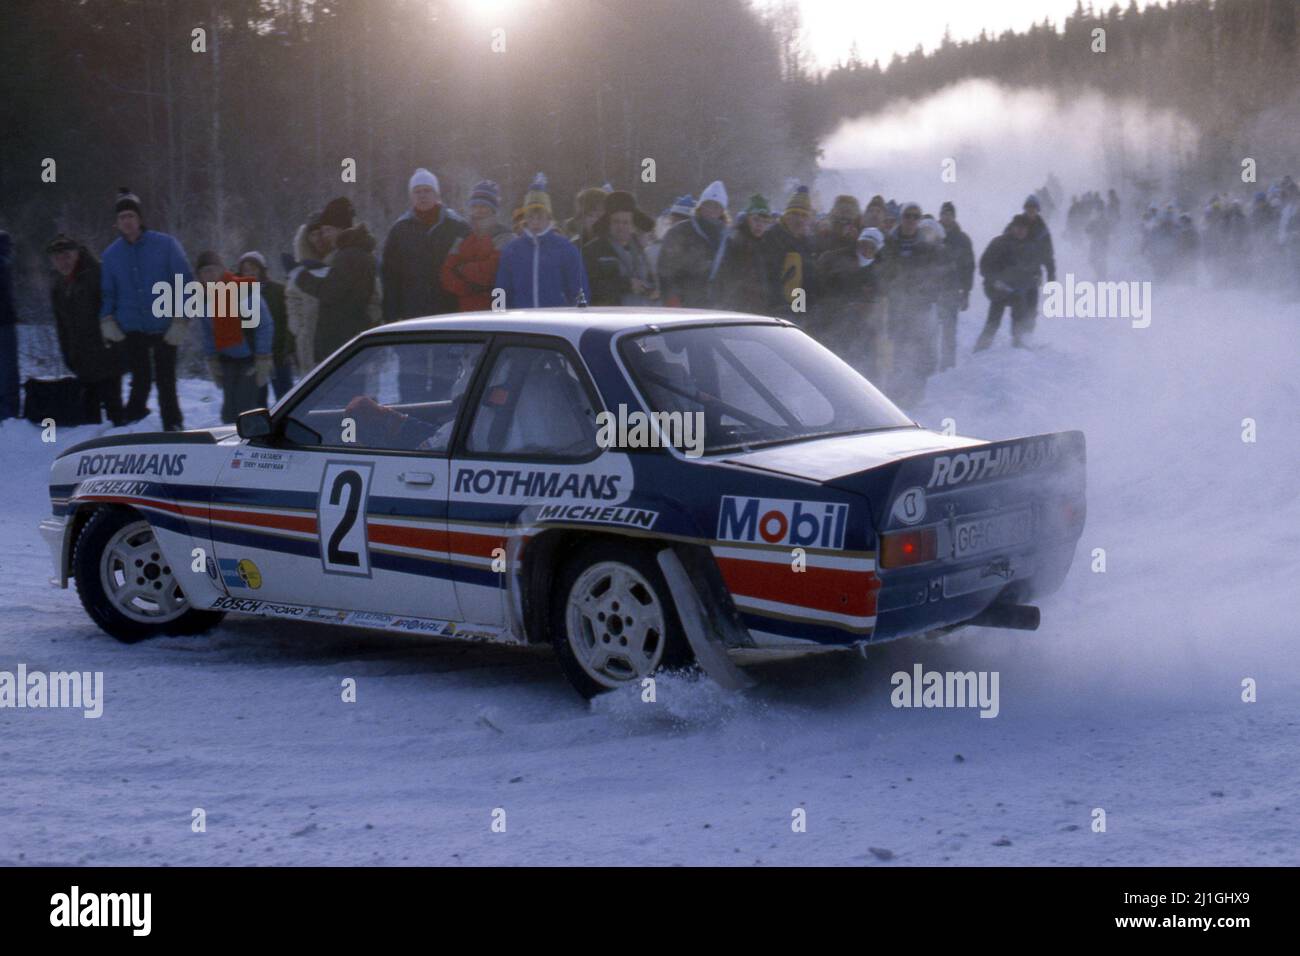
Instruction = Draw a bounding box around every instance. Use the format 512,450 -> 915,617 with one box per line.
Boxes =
575,290 -> 588,308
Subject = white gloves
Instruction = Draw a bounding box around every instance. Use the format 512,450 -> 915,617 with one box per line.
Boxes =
254,355 -> 274,388
100,317 -> 126,343
163,320 -> 187,347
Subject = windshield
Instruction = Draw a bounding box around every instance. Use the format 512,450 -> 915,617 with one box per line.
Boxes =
619,323 -> 915,455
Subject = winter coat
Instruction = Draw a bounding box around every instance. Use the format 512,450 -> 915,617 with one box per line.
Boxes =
940,223 -> 975,298
199,271 -> 273,359
440,225 -> 512,312
658,215 -> 725,308
879,229 -> 943,319
99,229 -> 192,333
494,227 -> 590,309
285,222 -> 329,370
260,278 -> 294,366
380,206 -> 469,322
581,236 -> 656,307
1023,218 -> 1056,283
564,218 -> 600,249
978,230 -> 1041,297
711,217 -> 768,314
295,223 -> 378,363
51,245 -> 116,380
759,220 -> 819,315
0,232 -> 14,327
816,247 -> 881,323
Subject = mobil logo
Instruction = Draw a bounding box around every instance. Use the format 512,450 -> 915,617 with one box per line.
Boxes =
717,496 -> 849,550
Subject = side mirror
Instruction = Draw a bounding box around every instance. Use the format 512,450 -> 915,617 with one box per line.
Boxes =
236,408 -> 274,440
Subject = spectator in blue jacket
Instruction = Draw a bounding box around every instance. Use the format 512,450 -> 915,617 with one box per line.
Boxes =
194,251 -> 273,424
0,231 -> 18,419
495,173 -> 590,309
99,188 -> 193,430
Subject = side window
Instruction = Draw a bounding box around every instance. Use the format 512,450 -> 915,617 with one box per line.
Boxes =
284,341 -> 484,452
465,345 -> 599,458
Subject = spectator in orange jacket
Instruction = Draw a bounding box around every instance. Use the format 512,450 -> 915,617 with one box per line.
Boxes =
440,180 -> 512,312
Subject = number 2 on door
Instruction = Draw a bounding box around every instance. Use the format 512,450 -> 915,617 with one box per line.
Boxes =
319,462 -> 373,575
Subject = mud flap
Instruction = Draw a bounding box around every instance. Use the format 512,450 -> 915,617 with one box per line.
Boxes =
657,548 -> 755,691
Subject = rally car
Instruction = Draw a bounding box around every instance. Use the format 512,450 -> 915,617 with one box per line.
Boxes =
42,309 -> 1086,697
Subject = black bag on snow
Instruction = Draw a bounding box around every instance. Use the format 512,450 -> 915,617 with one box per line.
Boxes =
22,377 -> 102,426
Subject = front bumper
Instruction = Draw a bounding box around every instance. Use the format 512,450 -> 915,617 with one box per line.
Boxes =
38,515 -> 70,587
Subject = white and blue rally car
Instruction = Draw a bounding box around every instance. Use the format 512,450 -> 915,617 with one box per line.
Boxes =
42,309 -> 1086,697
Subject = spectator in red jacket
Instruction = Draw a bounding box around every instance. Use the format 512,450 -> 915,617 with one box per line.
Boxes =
440,180 -> 511,312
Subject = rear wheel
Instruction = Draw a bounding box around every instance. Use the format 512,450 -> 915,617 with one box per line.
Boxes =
551,541 -> 691,698
72,508 -> 224,643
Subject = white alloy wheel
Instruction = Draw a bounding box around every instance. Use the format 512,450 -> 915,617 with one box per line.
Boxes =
564,560 -> 667,688
99,520 -> 190,624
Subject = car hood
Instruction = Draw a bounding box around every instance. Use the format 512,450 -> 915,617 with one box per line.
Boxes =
57,425 -> 237,459
720,428 -> 986,483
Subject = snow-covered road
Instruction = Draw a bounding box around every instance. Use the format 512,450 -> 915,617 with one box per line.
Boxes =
2,285 -> 1296,865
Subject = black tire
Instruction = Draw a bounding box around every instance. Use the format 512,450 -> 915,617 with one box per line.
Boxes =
72,507 -> 225,643
550,540 -> 693,698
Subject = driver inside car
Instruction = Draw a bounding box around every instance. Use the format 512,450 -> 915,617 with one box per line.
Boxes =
337,349 -> 477,451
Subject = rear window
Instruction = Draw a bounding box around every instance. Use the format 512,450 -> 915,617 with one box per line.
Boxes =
619,323 -> 914,455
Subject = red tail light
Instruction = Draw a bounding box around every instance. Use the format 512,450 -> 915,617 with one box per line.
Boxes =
879,527 -> 939,568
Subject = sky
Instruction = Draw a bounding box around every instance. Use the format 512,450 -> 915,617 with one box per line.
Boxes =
776,0 -> 1152,71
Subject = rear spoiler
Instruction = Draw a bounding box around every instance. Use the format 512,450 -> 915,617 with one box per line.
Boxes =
829,430 -> 1088,533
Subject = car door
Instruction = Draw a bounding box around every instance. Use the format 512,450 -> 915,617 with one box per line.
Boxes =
210,334 -> 487,622
448,336 -> 611,628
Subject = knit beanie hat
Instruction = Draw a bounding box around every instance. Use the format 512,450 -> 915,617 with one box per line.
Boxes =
114,187 -> 142,216
699,180 -> 728,210
784,185 -> 812,216
236,251 -> 268,274
46,233 -> 79,254
857,227 -> 884,247
319,196 -> 356,229
409,168 -> 440,193
744,194 -> 771,216
522,172 -> 552,216
668,194 -> 697,218
829,194 -> 862,221
940,201 -> 956,216
195,250 -> 224,272
469,179 -> 501,213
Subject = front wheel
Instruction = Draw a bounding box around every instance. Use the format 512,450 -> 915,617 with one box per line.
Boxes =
551,541 -> 692,698
72,507 -> 225,643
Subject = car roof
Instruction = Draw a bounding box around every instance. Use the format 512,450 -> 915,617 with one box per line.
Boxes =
358,307 -> 784,345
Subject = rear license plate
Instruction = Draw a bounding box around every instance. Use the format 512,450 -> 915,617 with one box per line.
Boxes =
953,508 -> 1033,559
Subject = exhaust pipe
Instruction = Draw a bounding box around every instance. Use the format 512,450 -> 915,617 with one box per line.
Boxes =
967,602 -> 1040,631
